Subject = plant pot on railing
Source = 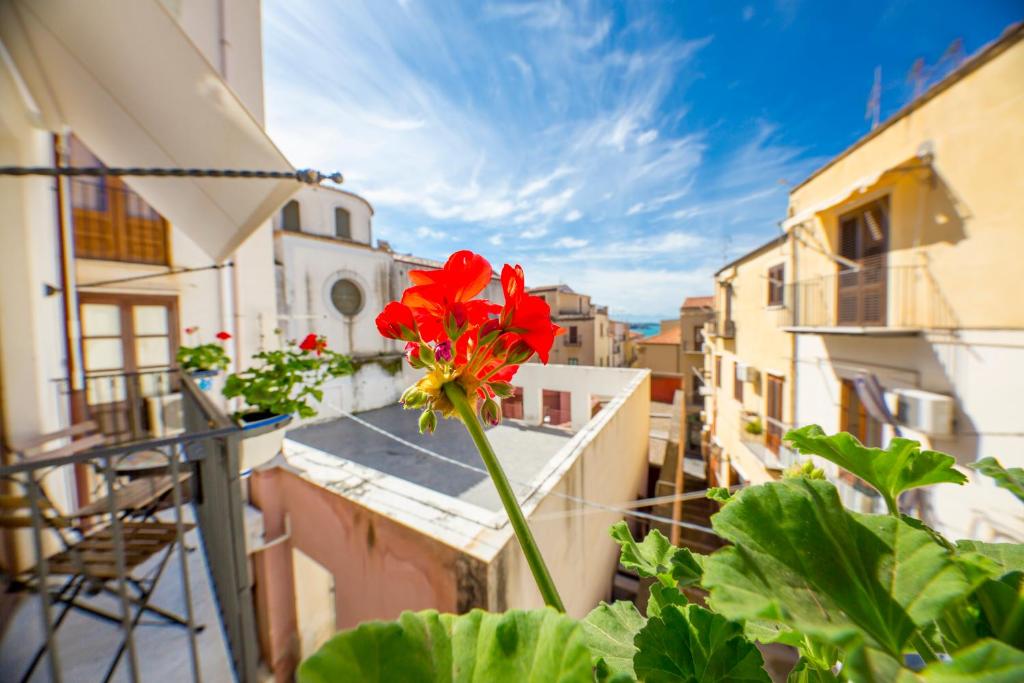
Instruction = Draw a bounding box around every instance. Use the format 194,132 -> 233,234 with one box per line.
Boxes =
223,333 -> 354,472
177,327 -> 232,391
236,410 -> 294,471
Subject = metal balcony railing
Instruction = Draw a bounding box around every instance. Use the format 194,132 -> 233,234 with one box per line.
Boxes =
782,264 -> 955,330
1,373 -> 261,682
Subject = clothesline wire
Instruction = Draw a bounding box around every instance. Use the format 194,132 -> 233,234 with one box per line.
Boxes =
320,400 -> 735,535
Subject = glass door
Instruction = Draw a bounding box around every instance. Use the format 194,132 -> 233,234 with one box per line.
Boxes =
79,293 -> 179,441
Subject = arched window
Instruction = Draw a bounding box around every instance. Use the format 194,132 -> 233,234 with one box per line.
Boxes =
334,207 -> 351,239
281,200 -> 301,231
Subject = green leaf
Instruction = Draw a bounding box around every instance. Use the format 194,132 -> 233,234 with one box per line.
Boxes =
633,604 -> 770,682
609,522 -> 702,587
953,541 -> 1024,649
968,458 -> 1024,504
702,478 -> 971,660
297,608 -> 593,683
784,425 -> 967,513
581,601 -> 645,682
907,638 -> 1024,681
706,487 -> 732,504
787,658 -> 839,683
648,583 -> 688,618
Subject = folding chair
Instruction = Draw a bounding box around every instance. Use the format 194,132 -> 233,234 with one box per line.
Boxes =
3,424 -> 199,683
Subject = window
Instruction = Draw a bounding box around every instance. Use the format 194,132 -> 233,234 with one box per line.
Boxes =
837,199 -> 889,325
567,326 -> 579,344
694,325 -> 704,347
766,375 -> 784,453
715,356 -> 722,387
69,136 -> 169,265
281,200 -> 301,231
334,207 -> 351,239
840,379 -> 882,447
733,361 -> 744,402
568,358 -> 579,366
329,279 -> 363,316
767,263 -> 785,306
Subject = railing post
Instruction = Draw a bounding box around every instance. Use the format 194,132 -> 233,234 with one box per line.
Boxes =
182,377 -> 260,683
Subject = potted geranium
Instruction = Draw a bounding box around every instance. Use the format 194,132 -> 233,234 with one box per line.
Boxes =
223,334 -> 354,470
177,327 -> 232,390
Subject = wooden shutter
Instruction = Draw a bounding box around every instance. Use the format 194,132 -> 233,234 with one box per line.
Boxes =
836,200 -> 888,326
765,375 -> 783,453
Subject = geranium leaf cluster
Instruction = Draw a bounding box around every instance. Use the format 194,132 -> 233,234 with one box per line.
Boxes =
222,334 -> 354,418
298,427 -> 1024,681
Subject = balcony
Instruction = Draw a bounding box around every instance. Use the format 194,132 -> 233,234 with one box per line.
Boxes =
563,338 -> 583,347
0,372 -> 261,681
738,413 -> 798,473
782,264 -> 954,334
704,313 -> 734,339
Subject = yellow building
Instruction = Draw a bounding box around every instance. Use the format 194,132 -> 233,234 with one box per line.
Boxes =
704,24 -> 1024,541
528,285 -> 613,367
703,237 -> 796,486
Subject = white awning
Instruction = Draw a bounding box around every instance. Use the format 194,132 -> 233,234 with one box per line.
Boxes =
781,154 -> 932,232
0,0 -> 301,262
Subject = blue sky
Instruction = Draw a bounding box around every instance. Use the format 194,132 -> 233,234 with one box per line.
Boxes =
263,1 -> 1020,319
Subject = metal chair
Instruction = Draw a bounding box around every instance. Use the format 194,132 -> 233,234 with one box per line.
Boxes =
2,422 -> 199,683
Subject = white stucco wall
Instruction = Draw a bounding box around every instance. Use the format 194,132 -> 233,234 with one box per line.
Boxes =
794,330 -> 1024,542
273,185 -> 373,245
487,366 -> 651,616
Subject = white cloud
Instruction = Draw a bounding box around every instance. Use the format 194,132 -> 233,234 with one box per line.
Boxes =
488,234 -> 504,246
521,226 -> 548,239
555,237 -> 589,248
564,209 -> 583,222
626,203 -> 645,216
415,226 -> 447,239
637,129 -> 659,146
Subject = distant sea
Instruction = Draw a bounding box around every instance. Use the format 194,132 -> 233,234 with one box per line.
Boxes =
629,322 -> 660,338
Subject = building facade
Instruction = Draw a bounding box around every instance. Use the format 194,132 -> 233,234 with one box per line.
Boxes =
702,237 -> 797,487
702,24 -> 1024,541
528,285 -> 613,367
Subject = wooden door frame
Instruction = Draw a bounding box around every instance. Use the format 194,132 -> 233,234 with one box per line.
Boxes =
77,292 -> 180,377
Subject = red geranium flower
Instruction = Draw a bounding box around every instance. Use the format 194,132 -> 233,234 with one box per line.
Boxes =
299,333 -> 327,356
375,302 -> 418,341
402,251 -> 496,342
216,331 -> 231,341
378,250 -> 559,428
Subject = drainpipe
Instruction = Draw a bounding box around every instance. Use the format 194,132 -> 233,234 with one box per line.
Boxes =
217,0 -> 229,78
55,133 -> 89,504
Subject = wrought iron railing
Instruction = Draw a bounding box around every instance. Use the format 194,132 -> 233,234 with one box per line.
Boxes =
1,374 -> 260,682
782,264 -> 956,329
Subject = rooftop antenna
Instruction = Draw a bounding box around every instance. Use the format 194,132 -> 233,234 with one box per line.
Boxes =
866,65 -> 882,130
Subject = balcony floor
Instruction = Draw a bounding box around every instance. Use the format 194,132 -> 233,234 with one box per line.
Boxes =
0,514 -> 234,683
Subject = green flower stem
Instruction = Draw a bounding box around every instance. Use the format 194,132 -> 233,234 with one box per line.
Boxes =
443,382 -> 565,612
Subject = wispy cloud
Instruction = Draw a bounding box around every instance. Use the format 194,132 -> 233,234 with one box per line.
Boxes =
264,0 -> 817,317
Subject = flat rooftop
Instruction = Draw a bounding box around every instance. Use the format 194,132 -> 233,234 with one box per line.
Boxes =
286,404 -> 573,512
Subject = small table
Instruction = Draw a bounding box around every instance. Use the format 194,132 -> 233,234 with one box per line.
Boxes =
113,449 -> 174,479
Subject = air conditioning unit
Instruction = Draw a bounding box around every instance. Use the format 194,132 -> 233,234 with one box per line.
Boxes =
147,393 -> 184,437
699,385 -> 713,397
893,388 -> 954,437
735,363 -> 760,384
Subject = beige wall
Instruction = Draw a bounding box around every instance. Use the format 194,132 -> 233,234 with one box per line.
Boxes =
788,32 -> 1024,331
680,306 -> 712,407
535,288 -> 612,366
635,342 -> 681,374
705,237 -> 794,485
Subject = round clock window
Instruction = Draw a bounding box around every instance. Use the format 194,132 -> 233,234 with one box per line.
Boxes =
330,279 -> 363,317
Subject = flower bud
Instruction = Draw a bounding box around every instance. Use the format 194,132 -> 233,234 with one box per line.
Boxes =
478,319 -> 503,346
506,340 -> 534,365
435,340 -> 453,363
401,385 -> 430,409
480,396 -> 501,427
418,409 -> 438,434
417,343 -> 436,365
490,381 -> 515,399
